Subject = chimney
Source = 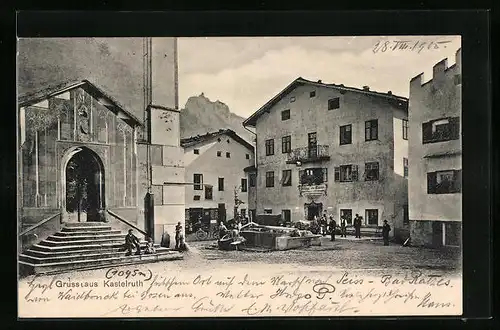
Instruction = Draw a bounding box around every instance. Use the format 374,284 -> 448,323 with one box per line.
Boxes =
317,80 -> 322,83
387,91 -> 392,95
362,86 -> 370,91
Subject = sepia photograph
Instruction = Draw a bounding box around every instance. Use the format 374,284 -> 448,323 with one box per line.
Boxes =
17,35 -> 463,317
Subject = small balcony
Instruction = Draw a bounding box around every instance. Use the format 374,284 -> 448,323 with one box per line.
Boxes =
286,145 -> 330,164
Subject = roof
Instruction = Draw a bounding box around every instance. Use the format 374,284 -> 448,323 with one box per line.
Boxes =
18,79 -> 143,127
243,77 -> 409,127
180,129 -> 254,151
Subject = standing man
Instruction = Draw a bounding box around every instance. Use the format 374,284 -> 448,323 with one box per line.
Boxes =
382,220 -> 391,246
175,221 -> 183,250
340,215 -> 347,238
354,214 -> 362,238
328,216 -> 337,241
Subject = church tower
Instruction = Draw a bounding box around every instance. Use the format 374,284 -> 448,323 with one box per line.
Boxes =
138,37 -> 185,245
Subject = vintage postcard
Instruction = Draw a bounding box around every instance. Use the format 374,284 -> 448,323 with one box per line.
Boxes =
17,35 -> 462,318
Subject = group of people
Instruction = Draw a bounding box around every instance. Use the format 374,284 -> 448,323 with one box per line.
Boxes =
123,229 -> 157,256
122,221 -> 187,256
314,212 -> 392,246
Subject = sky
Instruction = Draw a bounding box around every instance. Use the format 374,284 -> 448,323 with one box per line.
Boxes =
178,36 -> 461,118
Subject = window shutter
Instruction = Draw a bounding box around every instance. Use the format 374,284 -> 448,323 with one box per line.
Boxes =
322,168 -> 328,183
449,117 -> 460,140
299,170 -> 304,184
334,167 -> 340,182
427,172 -> 437,193
422,122 -> 432,143
352,165 -> 359,181
453,170 -> 462,193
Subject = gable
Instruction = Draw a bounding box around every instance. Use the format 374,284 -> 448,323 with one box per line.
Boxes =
243,77 -> 408,127
19,80 -> 142,129
19,82 -> 141,146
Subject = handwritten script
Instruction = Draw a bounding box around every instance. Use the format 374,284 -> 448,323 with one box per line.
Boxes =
373,40 -> 452,54
19,268 -> 461,317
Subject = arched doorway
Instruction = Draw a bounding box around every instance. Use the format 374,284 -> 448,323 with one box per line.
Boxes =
62,147 -> 105,222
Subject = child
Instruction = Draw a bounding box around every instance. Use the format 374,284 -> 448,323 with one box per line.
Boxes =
145,236 -> 156,254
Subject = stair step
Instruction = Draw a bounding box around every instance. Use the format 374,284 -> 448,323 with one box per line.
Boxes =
19,251 -> 184,275
20,247 -> 172,264
60,226 -> 115,233
31,241 -> 155,253
54,230 -> 121,237
64,222 -> 109,227
61,226 -> 113,232
38,239 -> 125,248
48,233 -> 125,241
26,243 -> 163,256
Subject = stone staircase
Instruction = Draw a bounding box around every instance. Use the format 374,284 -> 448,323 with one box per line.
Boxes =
19,222 -> 183,276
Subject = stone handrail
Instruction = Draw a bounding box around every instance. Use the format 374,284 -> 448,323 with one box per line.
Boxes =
106,209 -> 148,237
19,212 -> 61,237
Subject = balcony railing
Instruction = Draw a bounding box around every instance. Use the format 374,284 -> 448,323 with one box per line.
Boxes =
286,145 -> 330,164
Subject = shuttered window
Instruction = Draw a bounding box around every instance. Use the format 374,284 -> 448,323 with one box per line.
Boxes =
427,170 -> 462,194
422,117 -> 460,144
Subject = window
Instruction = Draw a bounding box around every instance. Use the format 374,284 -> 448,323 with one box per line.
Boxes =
299,168 -> 327,185
365,162 -> 379,181
340,209 -> 352,225
334,165 -> 359,182
218,177 -> 225,191
282,135 -> 292,154
366,209 -> 378,226
403,158 -> 408,178
266,171 -> 275,187
246,153 -> 250,159
241,178 -> 248,192
422,117 -> 460,144
193,174 -> 203,190
454,74 -> 462,86
282,209 -> 291,223
328,97 -> 340,110
193,195 -> 201,201
264,209 -> 273,214
226,152 -> 231,158
217,151 -> 222,157
308,132 -> 318,158
281,169 -> 292,186
402,119 -> 409,140
310,91 -> 316,98
403,205 -> 409,225
265,139 -> 274,156
194,149 -> 200,155
427,170 -> 462,194
365,120 -> 378,141
281,109 -> 291,121
205,186 -> 213,200
340,124 -> 352,145
290,96 -> 296,103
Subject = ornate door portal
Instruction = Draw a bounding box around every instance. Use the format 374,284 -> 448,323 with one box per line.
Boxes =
64,147 -> 105,222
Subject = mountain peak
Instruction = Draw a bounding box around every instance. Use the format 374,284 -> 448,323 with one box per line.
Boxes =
180,95 -> 254,145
